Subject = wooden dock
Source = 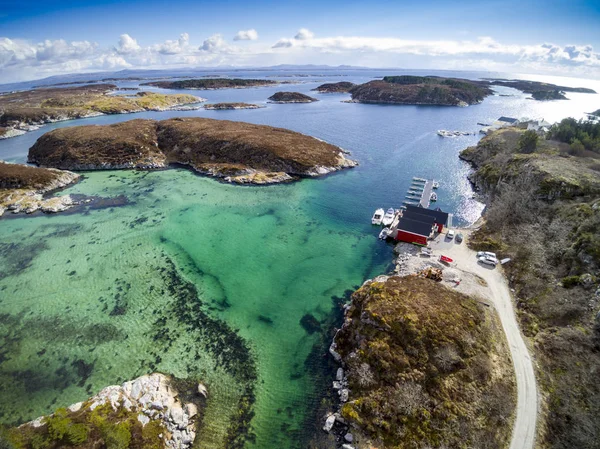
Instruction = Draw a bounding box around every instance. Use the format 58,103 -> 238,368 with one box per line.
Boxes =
420,180 -> 434,208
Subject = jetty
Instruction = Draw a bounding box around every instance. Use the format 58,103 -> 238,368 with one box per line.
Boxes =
404,177 -> 437,208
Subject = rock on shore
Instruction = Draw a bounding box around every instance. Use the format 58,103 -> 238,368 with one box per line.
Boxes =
0,161 -> 80,216
267,92 -> 318,103
28,117 -> 357,185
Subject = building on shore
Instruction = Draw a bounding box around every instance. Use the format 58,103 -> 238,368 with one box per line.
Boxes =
390,205 -> 450,245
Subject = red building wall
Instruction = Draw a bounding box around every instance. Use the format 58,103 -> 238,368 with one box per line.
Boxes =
395,230 -> 428,246
435,223 -> 443,233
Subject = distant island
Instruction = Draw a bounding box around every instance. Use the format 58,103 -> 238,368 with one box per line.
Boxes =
312,81 -> 356,93
486,78 -> 596,101
0,84 -> 201,139
267,92 -> 318,103
141,78 -> 277,90
28,117 -> 356,184
204,102 -> 263,110
348,76 -> 493,106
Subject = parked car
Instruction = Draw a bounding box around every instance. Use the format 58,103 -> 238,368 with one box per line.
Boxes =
477,251 -> 497,259
446,229 -> 455,240
455,233 -> 463,243
478,255 -> 498,267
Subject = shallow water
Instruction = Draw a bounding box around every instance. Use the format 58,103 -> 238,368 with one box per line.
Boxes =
1,69 -> 598,448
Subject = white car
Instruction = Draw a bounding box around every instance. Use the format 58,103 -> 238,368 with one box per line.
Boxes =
446,229 -> 455,239
478,256 -> 498,267
477,251 -> 497,259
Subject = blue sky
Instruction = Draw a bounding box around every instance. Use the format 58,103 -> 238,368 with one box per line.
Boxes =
1,0 -> 599,82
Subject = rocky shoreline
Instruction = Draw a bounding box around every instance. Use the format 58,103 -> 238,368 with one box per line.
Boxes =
203,102 -> 264,110
12,373 -> 206,449
267,91 -> 318,103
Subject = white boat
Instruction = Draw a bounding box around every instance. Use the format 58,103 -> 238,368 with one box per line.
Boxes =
432,181 -> 439,189
379,227 -> 392,240
430,192 -> 437,202
382,208 -> 395,226
371,208 -> 384,225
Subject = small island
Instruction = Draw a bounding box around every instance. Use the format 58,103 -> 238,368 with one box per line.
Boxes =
312,81 -> 356,93
348,76 -> 492,106
0,84 -> 201,140
141,78 -> 277,90
487,78 -> 596,101
267,92 -> 318,103
28,117 -> 356,185
0,160 -> 80,216
203,102 -> 263,110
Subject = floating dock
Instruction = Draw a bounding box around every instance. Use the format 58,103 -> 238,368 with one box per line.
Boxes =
405,177 -> 436,208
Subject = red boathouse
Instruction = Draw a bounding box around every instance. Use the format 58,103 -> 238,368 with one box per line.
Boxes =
393,217 -> 435,245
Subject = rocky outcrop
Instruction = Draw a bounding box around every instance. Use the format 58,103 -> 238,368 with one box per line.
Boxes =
0,161 -> 80,217
142,78 -> 277,90
348,76 -> 492,106
204,102 -> 263,110
0,84 -> 202,139
312,82 -> 356,93
13,373 -> 203,449
28,117 -> 357,184
267,92 -> 318,103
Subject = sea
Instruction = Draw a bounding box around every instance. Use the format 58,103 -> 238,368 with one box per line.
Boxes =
0,68 -> 598,448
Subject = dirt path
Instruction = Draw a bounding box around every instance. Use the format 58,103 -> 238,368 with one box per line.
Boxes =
428,231 -> 538,449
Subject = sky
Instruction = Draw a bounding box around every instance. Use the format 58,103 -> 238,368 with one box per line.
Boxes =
0,0 -> 599,82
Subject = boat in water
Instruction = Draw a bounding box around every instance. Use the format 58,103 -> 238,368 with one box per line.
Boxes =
432,181 -> 439,189
371,208 -> 384,225
382,208 -> 395,226
437,129 -> 473,137
379,227 -> 392,240
430,192 -> 437,202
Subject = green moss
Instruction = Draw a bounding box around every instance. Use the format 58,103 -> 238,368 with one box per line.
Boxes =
562,276 -> 581,289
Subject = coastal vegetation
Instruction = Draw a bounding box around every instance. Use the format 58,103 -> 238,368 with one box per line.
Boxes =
0,85 -> 200,139
334,276 -> 515,449
530,90 -> 567,101
547,117 -> 600,155
312,82 -> 356,93
460,123 -> 600,448
203,103 -> 263,110
141,78 -> 277,89
27,117 -> 356,184
267,92 -> 318,103
348,76 -> 492,106
488,79 -> 596,99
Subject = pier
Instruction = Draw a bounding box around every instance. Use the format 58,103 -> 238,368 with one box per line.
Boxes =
403,177 -> 436,208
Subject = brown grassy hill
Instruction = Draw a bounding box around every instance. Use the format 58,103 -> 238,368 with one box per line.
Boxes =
28,117 -> 356,184
0,161 -> 72,190
267,92 -> 317,103
312,82 -> 356,93
335,276 -> 515,449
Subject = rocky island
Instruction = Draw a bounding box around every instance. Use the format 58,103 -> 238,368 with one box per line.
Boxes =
203,102 -> 263,110
312,82 -> 356,93
487,78 -> 596,100
348,75 -> 493,106
0,161 -> 80,216
328,275 -> 515,449
267,92 -> 318,103
0,373 -> 204,449
28,117 -> 357,184
0,84 -> 201,140
141,78 -> 277,90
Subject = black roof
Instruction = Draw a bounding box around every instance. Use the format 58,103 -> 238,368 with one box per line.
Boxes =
402,210 -> 436,226
405,205 -> 448,225
396,217 -> 434,237
498,116 -> 518,123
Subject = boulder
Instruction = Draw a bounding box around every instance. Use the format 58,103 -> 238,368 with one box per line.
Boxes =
344,433 -> 354,443
336,368 -> 344,381
137,414 -> 150,426
185,403 -> 198,418
323,414 -> 336,432
339,389 -> 349,402
197,383 -> 208,398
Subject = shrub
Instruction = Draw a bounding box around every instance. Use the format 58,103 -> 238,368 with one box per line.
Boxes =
518,130 -> 539,153
561,276 -> 580,288
102,422 -> 131,449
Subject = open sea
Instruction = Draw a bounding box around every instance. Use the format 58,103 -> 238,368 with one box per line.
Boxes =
1,69 -> 598,448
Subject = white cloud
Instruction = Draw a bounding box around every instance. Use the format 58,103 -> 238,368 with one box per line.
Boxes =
154,33 -> 190,55
1,31 -> 599,83
234,29 -> 258,41
115,34 -> 140,54
294,28 -> 314,40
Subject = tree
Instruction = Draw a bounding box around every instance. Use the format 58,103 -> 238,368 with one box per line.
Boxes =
518,130 -> 539,153
569,138 -> 585,157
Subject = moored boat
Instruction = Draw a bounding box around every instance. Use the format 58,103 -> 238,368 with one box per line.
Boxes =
371,208 -> 384,225
430,192 -> 437,202
382,208 -> 395,226
379,227 -> 392,240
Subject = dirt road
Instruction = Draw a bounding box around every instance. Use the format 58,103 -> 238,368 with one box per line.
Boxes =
430,232 -> 537,449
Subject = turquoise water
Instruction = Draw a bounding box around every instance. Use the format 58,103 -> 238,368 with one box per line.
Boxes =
1,69 -> 598,448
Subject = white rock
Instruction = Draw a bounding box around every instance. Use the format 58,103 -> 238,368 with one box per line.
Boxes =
68,402 -> 83,413
170,405 -> 184,424
342,445 -> 355,449
185,403 -> 198,418
333,381 -> 342,390
197,383 -> 208,398
323,414 -> 336,432
137,414 -> 150,426
344,433 -> 354,443
336,368 -> 344,381
339,389 -> 349,402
